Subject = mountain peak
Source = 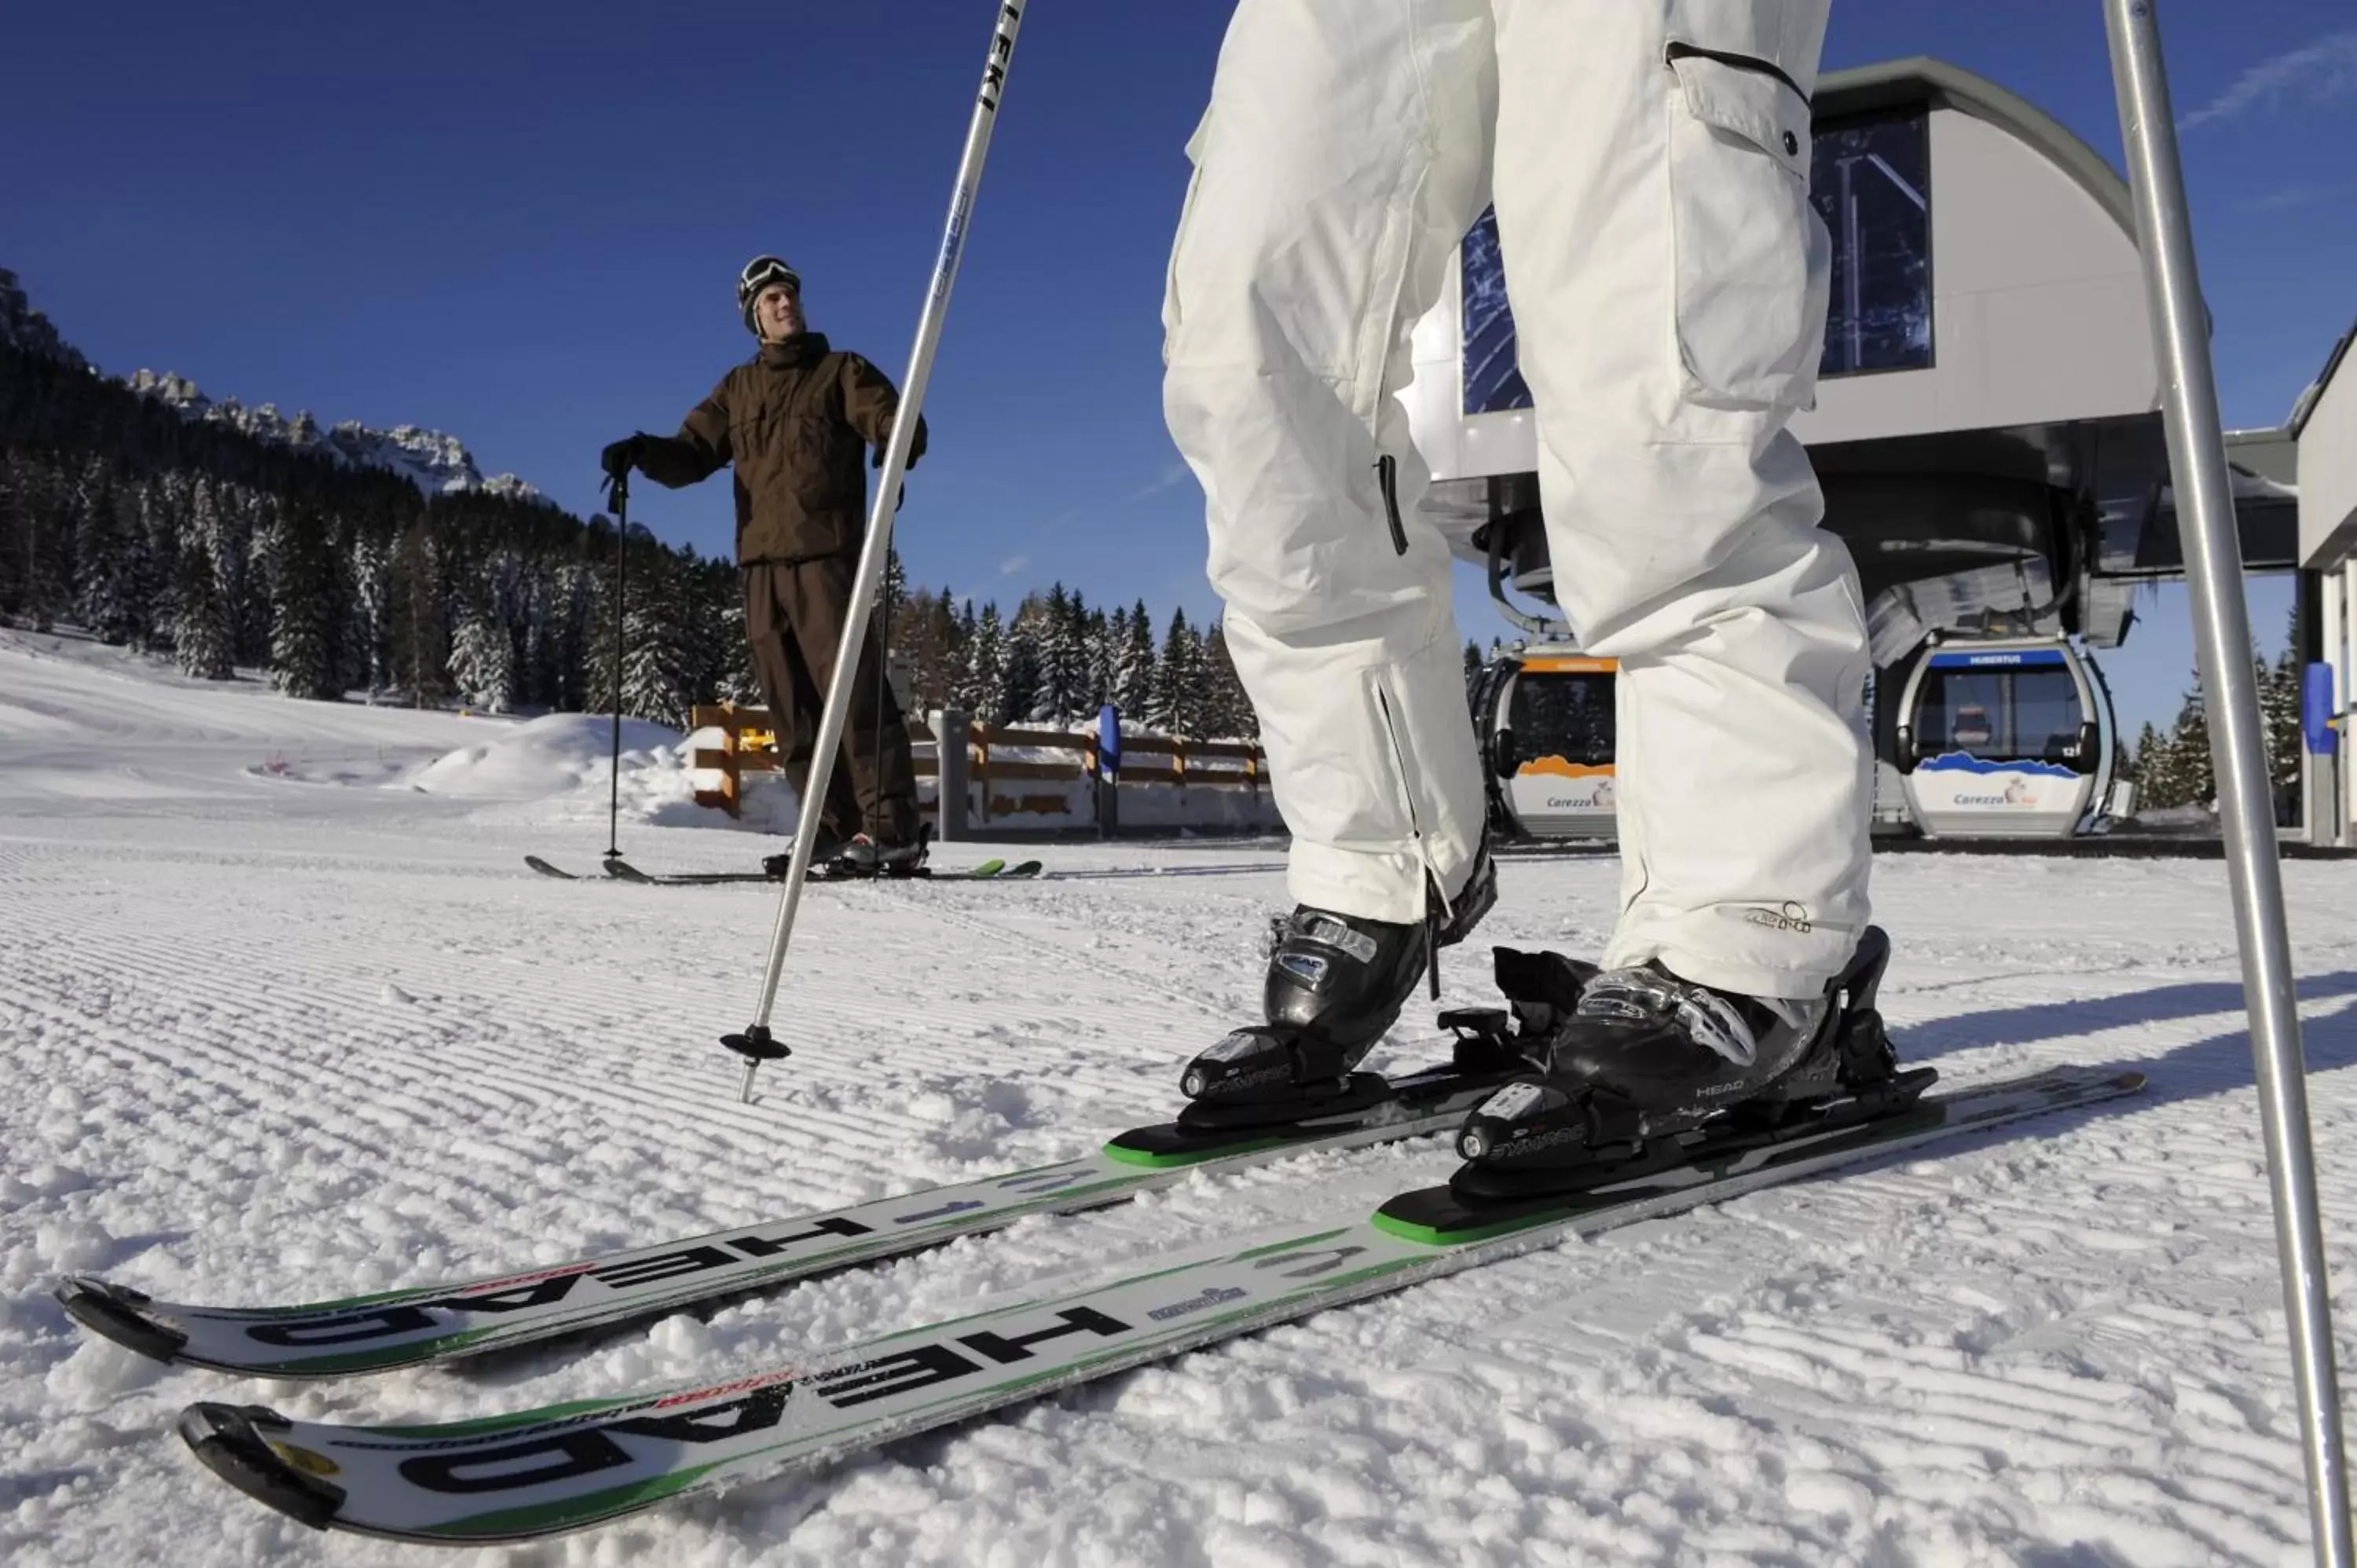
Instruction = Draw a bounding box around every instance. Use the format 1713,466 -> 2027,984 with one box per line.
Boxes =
123,368 -> 543,503
0,269 -> 91,372
8,267 -> 543,505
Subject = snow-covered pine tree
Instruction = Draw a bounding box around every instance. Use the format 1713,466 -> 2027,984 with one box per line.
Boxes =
19,457 -> 78,629
710,568 -> 763,707
537,561 -> 596,713
235,488 -> 282,668
902,585 -> 965,716
74,478 -> 142,645
1115,598 -> 1157,720
348,530 -> 395,697
198,478 -> 258,658
387,515 -> 449,707
1038,583 -> 1091,725
1085,604 -> 1117,716
0,451 -> 73,628
448,593 -> 518,713
269,506 -> 342,701
2161,676 -> 2214,812
2128,721 -> 2161,798
2261,621 -> 2304,805
0,454 -> 31,624
1200,621 -> 1256,739
1001,599 -> 1046,727
955,601 -> 997,716
1149,606 -> 1202,737
136,474 -> 187,654
619,550 -> 697,728
170,544 -> 236,680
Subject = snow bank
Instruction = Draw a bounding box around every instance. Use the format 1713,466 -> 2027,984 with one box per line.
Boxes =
403,712 -> 689,800
401,713 -> 806,837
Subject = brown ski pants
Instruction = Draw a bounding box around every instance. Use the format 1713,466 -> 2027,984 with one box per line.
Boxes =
742,558 -> 919,847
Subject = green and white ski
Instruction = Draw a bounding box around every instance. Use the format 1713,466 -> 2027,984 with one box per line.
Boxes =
57,1061 -> 1508,1379
523,855 -> 1043,885
177,1064 -> 2143,1544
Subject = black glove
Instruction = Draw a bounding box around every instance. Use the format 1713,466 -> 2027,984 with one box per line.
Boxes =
601,434 -> 648,481
872,419 -> 925,471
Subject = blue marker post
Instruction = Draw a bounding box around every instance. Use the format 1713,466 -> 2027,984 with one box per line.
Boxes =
2304,662 -> 2340,845
1096,703 -> 1122,838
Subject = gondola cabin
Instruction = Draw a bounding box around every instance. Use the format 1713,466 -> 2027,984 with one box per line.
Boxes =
1891,635 -> 2121,838
1476,647 -> 1619,840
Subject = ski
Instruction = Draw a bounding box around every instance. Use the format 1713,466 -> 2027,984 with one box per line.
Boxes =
522,856 -> 1042,885
607,858 -> 1039,885
56,1057 -> 1512,1380
174,1064 -> 2142,1544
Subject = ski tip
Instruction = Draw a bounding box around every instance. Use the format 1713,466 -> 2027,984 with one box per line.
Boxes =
603,859 -> 655,884
1007,860 -> 1044,877
178,1401 -> 346,1532
522,856 -> 575,881
54,1276 -> 189,1364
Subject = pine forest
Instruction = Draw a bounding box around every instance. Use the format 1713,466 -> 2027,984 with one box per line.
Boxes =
0,331 -> 1257,742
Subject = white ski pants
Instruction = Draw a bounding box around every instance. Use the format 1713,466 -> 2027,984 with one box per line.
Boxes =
1163,0 -> 1872,999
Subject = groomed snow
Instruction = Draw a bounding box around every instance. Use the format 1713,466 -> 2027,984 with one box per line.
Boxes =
3,624 -> 2355,1566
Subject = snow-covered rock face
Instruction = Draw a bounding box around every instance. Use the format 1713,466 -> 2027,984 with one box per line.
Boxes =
2,266 -> 541,504
0,268 -> 89,371
123,368 -> 543,503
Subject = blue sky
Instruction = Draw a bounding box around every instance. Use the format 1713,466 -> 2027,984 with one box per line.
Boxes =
5,2 -> 2352,735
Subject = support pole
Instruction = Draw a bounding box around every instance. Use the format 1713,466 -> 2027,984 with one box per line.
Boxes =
722,1 -> 1027,1103
2103,5 -> 2350,1560
934,709 -> 972,842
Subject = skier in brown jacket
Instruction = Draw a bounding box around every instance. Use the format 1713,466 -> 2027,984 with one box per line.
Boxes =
602,255 -> 928,876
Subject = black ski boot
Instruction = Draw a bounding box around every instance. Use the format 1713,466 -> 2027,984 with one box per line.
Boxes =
1175,840 -> 1498,1132
831,822 -> 933,879
1449,925 -> 1932,1200
761,827 -> 849,881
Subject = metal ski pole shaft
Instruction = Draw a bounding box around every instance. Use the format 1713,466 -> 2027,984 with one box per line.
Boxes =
873,551 -> 896,763
604,476 -> 629,867
722,0 -> 1028,1103
2103,4 -> 2351,1562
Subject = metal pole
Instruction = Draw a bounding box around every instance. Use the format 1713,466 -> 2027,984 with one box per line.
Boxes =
2103,5 -> 2351,1560
604,478 -> 629,868
722,0 -> 1027,1101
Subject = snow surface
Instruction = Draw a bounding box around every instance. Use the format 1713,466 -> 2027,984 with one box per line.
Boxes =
5,624 -> 2357,1566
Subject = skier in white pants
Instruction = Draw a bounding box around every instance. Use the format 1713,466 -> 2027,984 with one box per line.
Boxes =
1164,0 -> 1891,1133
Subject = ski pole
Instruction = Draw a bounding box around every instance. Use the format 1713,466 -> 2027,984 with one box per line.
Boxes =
2102,2 -> 2350,1560
722,0 -> 1027,1104
603,474 -> 630,869
872,551 -> 897,800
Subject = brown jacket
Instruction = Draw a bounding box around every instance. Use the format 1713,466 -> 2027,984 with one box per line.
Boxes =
635,332 -> 927,566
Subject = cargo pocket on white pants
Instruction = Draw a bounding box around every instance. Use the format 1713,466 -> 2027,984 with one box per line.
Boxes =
1662,43 -> 1829,412
1160,105 -> 1216,345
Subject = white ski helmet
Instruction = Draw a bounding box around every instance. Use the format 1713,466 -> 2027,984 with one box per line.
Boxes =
737,255 -> 801,335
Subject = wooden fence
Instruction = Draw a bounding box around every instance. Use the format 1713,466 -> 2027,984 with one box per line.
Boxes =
687,704 -> 1267,833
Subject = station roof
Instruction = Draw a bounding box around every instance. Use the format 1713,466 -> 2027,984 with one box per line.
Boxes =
1816,56 -> 2134,237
